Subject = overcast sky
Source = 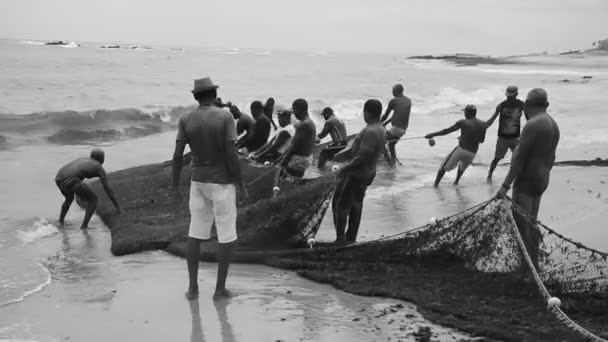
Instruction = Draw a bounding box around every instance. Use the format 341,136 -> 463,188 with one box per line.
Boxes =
1,0 -> 606,55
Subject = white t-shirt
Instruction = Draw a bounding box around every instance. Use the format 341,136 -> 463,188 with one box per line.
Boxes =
276,124 -> 295,153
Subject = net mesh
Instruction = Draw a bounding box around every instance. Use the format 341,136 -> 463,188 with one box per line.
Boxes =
325,198 -> 608,298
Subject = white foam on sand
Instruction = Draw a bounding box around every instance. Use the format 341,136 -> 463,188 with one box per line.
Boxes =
17,218 -> 58,244
0,263 -> 51,308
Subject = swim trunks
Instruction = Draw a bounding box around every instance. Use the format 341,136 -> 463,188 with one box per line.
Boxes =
494,137 -> 519,160
55,176 -> 83,197
188,181 -> 237,244
387,125 -> 406,141
442,146 -> 476,172
333,173 -> 375,211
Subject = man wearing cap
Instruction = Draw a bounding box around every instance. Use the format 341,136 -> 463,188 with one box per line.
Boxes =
380,84 -> 412,166
172,77 -> 247,300
55,148 -> 121,229
237,101 -> 271,153
497,88 -> 559,270
282,99 -> 316,178
485,85 -> 526,181
316,107 -> 349,169
425,105 -> 487,187
252,110 -> 295,163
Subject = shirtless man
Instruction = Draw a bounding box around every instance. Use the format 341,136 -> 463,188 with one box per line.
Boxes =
231,105 -> 255,145
55,149 -> 121,229
253,110 -> 295,164
496,88 -> 559,269
282,99 -> 316,178
316,107 -> 348,169
237,101 -> 271,153
380,84 -> 412,166
486,85 -> 525,181
263,97 -> 278,130
425,105 -> 487,187
333,99 -> 387,243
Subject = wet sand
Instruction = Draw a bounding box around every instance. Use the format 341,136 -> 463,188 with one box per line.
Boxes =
0,245 -> 474,342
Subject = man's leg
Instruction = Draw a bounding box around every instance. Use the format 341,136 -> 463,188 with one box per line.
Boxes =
512,187 -> 542,271
388,141 -> 398,165
434,168 -> 446,188
487,158 -> 500,181
454,165 -> 465,185
214,241 -> 235,299
212,184 -> 238,300
318,149 -> 330,170
345,178 -> 370,243
59,194 -> 74,225
75,184 -> 98,229
332,176 -> 351,242
186,237 -> 201,300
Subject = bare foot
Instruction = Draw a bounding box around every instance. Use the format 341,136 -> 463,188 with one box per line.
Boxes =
486,176 -> 493,184
213,288 -> 235,301
185,288 -> 199,300
80,225 -> 88,230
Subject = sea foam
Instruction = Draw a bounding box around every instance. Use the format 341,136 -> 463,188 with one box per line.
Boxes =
17,218 -> 59,244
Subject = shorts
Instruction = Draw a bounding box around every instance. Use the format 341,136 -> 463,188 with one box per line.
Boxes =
495,137 -> 519,160
387,126 -> 407,141
188,181 -> 237,244
55,176 -> 83,197
332,174 -> 375,212
286,155 -> 312,178
442,146 -> 476,172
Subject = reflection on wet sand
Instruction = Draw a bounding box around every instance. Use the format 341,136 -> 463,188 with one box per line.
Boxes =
213,299 -> 236,342
189,300 -> 206,342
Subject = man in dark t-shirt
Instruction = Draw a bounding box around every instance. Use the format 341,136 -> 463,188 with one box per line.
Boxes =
425,105 -> 487,187
316,107 -> 349,169
486,85 -> 525,181
333,99 -> 386,243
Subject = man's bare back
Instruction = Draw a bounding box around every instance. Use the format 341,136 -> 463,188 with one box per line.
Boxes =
387,95 -> 412,130
56,158 -> 104,181
513,112 -> 560,195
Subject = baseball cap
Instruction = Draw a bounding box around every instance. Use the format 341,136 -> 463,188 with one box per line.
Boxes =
321,107 -> 333,116
505,85 -> 518,96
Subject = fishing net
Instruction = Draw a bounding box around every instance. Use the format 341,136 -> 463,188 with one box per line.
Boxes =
298,198 -> 608,341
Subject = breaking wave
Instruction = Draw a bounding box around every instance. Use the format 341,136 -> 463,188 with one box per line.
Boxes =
0,105 -> 193,146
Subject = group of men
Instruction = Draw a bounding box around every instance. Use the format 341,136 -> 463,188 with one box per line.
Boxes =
54,77 -> 559,300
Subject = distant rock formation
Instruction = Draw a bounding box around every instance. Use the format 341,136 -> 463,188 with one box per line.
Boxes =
597,39 -> 608,51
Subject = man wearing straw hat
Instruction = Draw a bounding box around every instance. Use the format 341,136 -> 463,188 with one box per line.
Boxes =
172,77 -> 247,300
486,85 -> 526,182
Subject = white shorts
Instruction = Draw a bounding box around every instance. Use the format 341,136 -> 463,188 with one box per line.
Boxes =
387,125 -> 407,140
442,146 -> 476,172
188,182 -> 237,244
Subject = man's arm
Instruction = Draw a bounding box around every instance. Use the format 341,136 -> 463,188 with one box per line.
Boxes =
500,123 -> 536,189
172,119 -> 187,195
380,100 -> 394,124
340,131 -> 375,174
425,121 -> 462,139
224,116 -> 248,197
98,167 -> 120,211
485,105 -> 501,128
282,123 -> 301,164
317,121 -> 331,140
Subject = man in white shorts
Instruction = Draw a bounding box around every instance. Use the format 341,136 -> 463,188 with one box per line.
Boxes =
425,105 -> 487,187
172,77 -> 248,301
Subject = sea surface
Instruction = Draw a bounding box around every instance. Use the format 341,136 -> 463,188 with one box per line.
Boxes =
1,39 -> 607,340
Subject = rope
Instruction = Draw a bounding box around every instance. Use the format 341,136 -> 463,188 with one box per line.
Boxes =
246,154 -> 287,187
504,197 -> 608,342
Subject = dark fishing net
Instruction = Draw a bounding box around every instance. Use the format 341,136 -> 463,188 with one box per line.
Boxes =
309,198 -> 608,299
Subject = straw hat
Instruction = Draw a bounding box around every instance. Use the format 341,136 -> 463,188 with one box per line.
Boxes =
191,77 -> 219,94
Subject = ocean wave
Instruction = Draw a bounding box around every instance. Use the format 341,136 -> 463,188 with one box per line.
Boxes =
19,40 -> 79,48
17,218 -> 59,244
412,86 -> 503,116
0,263 -> 52,308
0,106 -> 188,145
